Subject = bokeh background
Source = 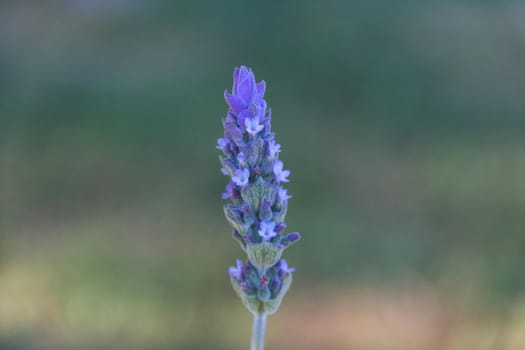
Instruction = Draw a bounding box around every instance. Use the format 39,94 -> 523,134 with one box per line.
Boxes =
1,1 -> 525,349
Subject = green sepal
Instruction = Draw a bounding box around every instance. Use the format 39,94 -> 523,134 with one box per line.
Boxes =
245,138 -> 263,167
231,277 -> 262,315
246,242 -> 283,272
273,199 -> 288,223
264,273 -> 292,315
241,177 -> 277,212
232,230 -> 247,251
224,205 -> 249,234
218,155 -> 235,176
231,274 -> 293,315
257,286 -> 271,302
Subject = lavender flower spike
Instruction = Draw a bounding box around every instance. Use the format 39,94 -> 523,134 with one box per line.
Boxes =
218,66 -> 300,350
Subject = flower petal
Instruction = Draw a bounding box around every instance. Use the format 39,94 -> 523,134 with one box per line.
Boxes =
256,80 -> 266,98
224,91 -> 247,114
237,72 -> 256,104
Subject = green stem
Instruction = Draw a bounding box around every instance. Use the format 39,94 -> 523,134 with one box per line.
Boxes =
251,312 -> 267,350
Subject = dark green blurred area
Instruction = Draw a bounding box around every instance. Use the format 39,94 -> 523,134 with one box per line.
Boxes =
1,1 -> 525,349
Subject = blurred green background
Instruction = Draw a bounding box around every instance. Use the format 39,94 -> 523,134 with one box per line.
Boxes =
1,1 -> 525,349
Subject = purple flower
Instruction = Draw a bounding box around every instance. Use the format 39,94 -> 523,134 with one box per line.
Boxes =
258,221 -> 277,241
273,160 -> 290,182
229,259 -> 244,280
232,168 -> 249,187
268,139 -> 281,158
237,103 -> 265,129
278,259 -> 295,274
245,117 -> 264,135
224,66 -> 267,115
278,187 -> 292,202
237,152 -> 246,167
216,137 -> 228,151
229,259 -> 292,301
219,66 -> 300,319
222,182 -> 236,200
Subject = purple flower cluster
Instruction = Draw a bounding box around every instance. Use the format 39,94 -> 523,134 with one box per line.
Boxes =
229,259 -> 295,302
218,66 -> 300,313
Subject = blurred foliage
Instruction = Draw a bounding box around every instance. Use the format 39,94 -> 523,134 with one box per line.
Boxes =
1,0 -> 525,349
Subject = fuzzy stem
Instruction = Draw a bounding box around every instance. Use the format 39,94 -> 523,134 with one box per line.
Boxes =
251,312 -> 267,350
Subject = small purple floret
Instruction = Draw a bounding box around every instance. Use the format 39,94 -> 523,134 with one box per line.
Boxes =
232,168 -> 249,187
216,137 -> 228,151
279,259 -> 295,273
245,117 -> 264,135
237,152 -> 246,166
273,160 -> 290,182
278,188 -> 292,202
229,259 -> 244,280
268,140 -> 281,158
258,221 -> 277,241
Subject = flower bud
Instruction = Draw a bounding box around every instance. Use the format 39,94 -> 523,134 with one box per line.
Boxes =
224,205 -> 249,235
272,199 -> 288,223
281,232 -> 301,248
241,202 -> 256,226
259,197 -> 273,222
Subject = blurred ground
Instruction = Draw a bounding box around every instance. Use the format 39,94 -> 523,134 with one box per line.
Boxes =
1,1 -> 525,349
